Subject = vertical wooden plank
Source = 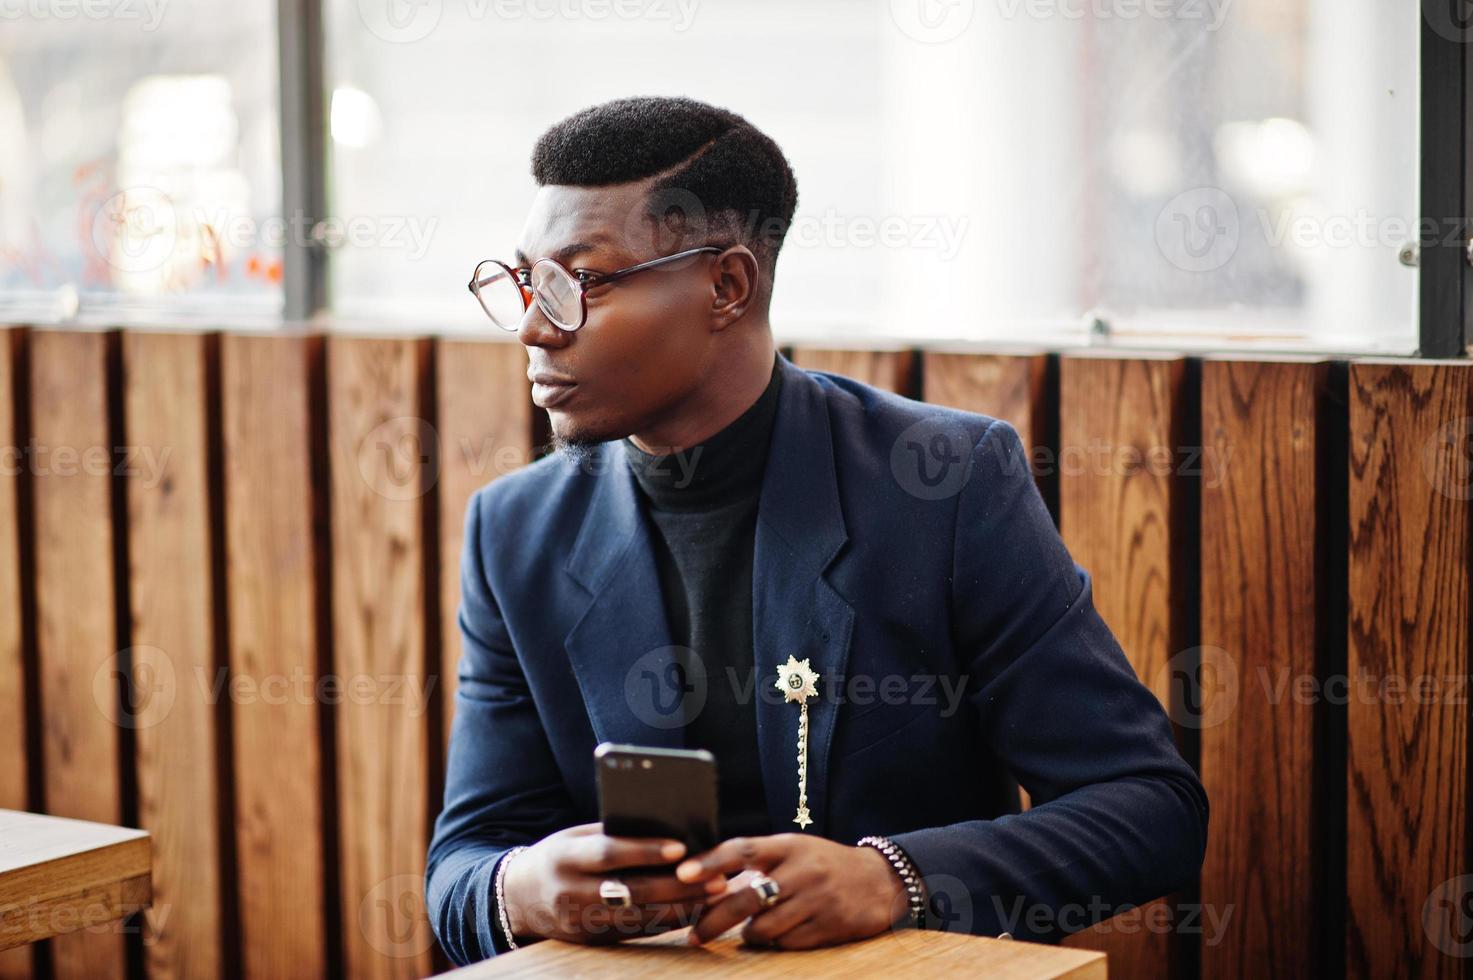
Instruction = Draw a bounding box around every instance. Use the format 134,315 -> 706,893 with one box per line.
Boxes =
30,329 -> 127,980
1199,359 -> 1333,978
1057,354 -> 1191,977
0,329 -> 34,980
222,334 -> 330,980
921,351 -> 1049,449
435,339 -> 531,750
329,337 -> 434,980
123,332 -> 225,979
1347,361 -> 1469,979
790,346 -> 916,396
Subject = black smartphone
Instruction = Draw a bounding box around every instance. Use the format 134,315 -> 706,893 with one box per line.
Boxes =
594,743 -> 720,857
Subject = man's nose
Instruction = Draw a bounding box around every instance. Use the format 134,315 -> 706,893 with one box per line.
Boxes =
517,300 -> 567,348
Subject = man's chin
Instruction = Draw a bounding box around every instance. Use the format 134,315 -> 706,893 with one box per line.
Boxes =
548,428 -> 609,468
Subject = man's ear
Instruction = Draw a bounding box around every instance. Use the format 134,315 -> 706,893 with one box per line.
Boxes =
709,245 -> 761,330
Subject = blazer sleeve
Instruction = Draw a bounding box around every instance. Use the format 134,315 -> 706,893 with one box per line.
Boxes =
888,418 -> 1209,943
425,485 -> 580,965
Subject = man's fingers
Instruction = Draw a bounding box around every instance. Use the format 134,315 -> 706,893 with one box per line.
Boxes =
701,869 -> 756,906
688,881 -> 762,945
741,891 -> 817,946
566,834 -> 687,872
687,862 -> 800,945
675,836 -> 783,883
620,873 -> 721,907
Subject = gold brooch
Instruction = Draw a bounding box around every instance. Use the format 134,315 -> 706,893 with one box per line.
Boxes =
775,656 -> 820,828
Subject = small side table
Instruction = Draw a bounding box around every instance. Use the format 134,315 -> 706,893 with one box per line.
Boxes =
0,809 -> 151,951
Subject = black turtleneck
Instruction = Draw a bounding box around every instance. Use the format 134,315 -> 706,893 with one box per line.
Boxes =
622,352 -> 782,840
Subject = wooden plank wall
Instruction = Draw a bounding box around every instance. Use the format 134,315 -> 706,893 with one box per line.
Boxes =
788,347 -> 916,396
1198,359 -> 1344,979
1346,362 -> 1469,979
2,331 -> 1471,979
915,348 -> 1467,979
0,328 -> 533,980
327,337 -> 435,980
122,332 -> 227,980
29,330 -> 128,980
221,335 -> 330,980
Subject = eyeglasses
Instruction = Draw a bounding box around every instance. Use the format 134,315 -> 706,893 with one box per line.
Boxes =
467,245 -> 725,332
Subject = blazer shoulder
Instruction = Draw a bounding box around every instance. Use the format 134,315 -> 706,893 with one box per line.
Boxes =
464,446 -> 597,540
804,365 -> 1004,457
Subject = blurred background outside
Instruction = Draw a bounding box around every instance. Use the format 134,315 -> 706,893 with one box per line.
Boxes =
0,0 -> 1420,352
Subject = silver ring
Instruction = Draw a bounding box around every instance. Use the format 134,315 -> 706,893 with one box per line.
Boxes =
748,872 -> 781,908
598,878 -> 632,908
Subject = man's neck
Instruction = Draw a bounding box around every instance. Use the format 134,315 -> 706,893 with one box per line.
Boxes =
628,341 -> 779,455
622,352 -> 782,511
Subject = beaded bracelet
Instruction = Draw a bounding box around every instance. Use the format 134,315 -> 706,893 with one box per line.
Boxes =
856,835 -> 927,929
493,845 -> 529,951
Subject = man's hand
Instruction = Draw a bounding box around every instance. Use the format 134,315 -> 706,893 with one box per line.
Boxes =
502,823 -> 728,945
675,834 -> 909,949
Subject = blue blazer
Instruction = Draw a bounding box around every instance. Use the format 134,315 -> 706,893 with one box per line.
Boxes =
427,352 -> 1208,965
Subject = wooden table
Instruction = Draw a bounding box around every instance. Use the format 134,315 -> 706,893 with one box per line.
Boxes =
436,925 -> 1106,978
0,810 -> 151,950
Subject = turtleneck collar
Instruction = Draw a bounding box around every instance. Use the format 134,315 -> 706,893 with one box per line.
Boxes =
622,352 -> 783,512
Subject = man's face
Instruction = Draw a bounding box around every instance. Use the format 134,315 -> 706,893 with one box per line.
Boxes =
513,179 -> 721,449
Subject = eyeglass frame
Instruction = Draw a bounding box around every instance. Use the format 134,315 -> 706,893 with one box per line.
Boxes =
467,244 -> 728,332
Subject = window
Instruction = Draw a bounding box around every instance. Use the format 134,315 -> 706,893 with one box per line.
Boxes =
2,0 -> 1449,355
0,1 -> 282,325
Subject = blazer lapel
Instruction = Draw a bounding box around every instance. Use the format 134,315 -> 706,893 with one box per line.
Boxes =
752,356 -> 855,838
563,444 -> 684,750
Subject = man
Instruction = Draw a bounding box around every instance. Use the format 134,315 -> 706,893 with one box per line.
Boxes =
426,95 -> 1207,965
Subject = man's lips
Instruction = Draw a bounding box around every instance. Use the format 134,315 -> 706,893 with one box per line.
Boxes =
529,374 -> 578,408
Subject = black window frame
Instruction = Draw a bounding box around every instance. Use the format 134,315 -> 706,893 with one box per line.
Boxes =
1417,1 -> 1472,358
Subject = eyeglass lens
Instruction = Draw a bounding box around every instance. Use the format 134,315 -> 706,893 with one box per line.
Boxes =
471,260 -> 526,331
530,260 -> 582,330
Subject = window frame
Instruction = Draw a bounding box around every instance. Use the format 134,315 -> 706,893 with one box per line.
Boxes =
279,0 -> 330,323
1417,2 -> 1472,358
